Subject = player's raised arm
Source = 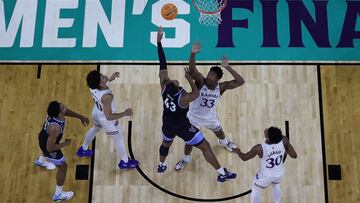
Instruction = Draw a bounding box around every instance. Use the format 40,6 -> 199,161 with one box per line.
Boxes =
219,56 -> 245,94
101,94 -> 133,121
180,67 -> 200,107
108,72 -> 120,82
64,108 -> 89,126
157,26 -> 171,89
282,136 -> 297,158
189,42 -> 205,85
232,144 -> 262,161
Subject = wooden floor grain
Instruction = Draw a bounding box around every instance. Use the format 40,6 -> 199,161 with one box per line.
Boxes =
321,66 -> 360,203
0,65 -> 95,203
3,64 -> 359,203
91,65 -> 324,203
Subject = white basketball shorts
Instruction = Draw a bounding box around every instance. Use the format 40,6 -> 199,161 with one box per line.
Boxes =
92,113 -> 122,136
187,114 -> 222,132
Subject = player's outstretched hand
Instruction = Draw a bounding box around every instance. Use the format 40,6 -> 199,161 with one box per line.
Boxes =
191,42 -> 201,54
157,26 -> 164,42
220,56 -> 230,68
109,72 -> 120,82
80,116 -> 89,126
123,108 -> 133,116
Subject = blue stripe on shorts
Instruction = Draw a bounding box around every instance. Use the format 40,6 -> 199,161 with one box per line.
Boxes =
162,134 -> 174,143
186,131 -> 204,146
48,156 -> 66,166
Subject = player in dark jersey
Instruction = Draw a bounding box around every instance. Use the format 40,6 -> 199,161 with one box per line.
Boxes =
36,101 -> 89,201
156,26 -> 236,182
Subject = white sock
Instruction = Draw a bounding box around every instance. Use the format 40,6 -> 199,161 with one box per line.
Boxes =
55,185 -> 63,195
219,138 -> 228,145
82,126 -> 100,150
251,183 -> 261,203
272,183 -> 281,203
216,167 -> 225,175
111,132 -> 129,162
38,155 -> 46,163
184,155 -> 191,161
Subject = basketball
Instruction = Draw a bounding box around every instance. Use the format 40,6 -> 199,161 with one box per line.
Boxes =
161,3 -> 178,20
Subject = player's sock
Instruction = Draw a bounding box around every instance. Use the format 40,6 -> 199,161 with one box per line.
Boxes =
184,155 -> 191,161
216,167 -> 225,175
272,183 -> 281,203
251,183 -> 261,203
112,132 -> 129,162
82,126 -> 100,150
55,185 -> 63,196
219,138 -> 229,145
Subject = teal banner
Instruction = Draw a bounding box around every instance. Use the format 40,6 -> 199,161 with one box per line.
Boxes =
0,0 -> 359,61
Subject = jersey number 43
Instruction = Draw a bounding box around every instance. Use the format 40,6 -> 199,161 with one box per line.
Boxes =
164,98 -> 176,112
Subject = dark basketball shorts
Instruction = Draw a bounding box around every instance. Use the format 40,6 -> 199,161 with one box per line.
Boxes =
162,120 -> 204,146
38,135 -> 66,166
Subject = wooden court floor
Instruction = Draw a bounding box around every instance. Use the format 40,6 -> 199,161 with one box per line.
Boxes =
0,65 -> 95,203
0,65 -> 359,203
93,65 -> 324,203
321,66 -> 360,203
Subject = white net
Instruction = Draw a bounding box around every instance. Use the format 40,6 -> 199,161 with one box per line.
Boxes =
193,0 -> 226,27
199,12 -> 222,27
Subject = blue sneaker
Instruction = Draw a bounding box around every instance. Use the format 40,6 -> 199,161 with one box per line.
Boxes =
118,159 -> 139,169
76,146 -> 93,157
157,163 -> 167,174
217,168 -> 237,182
52,191 -> 74,202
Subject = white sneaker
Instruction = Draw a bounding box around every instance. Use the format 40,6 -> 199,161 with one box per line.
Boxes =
35,159 -> 56,170
217,139 -> 237,152
52,191 -> 74,202
175,156 -> 192,171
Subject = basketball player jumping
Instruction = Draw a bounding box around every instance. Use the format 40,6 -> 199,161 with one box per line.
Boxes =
175,42 -> 245,171
232,126 -> 297,203
76,70 -> 139,169
156,26 -> 236,182
36,101 -> 89,201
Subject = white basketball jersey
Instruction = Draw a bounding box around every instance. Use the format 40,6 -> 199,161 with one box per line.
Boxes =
188,83 -> 221,120
90,88 -> 117,116
258,140 -> 286,177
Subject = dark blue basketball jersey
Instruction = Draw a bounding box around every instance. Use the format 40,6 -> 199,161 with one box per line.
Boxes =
162,84 -> 189,124
39,116 -> 65,144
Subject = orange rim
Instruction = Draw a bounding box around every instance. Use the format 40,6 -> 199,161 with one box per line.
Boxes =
192,0 -> 227,14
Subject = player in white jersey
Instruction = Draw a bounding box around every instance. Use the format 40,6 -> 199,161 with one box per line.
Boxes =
76,70 -> 139,169
175,42 -> 245,171
232,127 -> 297,203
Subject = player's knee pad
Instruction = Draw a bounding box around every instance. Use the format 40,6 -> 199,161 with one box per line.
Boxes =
159,145 -> 170,156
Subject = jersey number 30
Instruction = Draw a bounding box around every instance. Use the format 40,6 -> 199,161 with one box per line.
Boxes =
266,155 -> 283,168
165,98 -> 176,112
93,99 -> 103,111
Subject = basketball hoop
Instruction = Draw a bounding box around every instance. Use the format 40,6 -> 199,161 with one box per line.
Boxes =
192,0 -> 227,27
